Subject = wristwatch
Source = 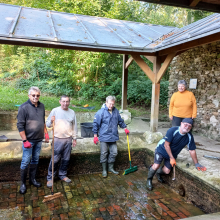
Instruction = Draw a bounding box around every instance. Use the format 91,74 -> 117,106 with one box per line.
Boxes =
23,140 -> 27,143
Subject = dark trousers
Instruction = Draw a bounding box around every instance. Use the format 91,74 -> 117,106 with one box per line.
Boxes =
172,116 -> 184,127
100,142 -> 118,163
47,137 -> 72,181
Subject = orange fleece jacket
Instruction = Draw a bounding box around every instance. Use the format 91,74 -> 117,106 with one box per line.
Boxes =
169,90 -> 197,118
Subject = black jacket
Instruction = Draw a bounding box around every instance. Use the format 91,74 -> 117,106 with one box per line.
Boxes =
17,99 -> 45,142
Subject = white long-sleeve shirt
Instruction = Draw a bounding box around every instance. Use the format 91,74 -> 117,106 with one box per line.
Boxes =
46,107 -> 77,139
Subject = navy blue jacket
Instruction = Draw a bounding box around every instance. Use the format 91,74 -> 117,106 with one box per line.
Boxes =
92,104 -> 127,142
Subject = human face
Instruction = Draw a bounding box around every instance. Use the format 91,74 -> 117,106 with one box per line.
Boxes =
28,90 -> 40,106
59,97 -> 70,110
180,122 -> 192,134
178,84 -> 186,93
106,99 -> 115,111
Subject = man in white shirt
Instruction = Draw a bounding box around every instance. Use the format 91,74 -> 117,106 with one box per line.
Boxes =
46,95 -> 77,187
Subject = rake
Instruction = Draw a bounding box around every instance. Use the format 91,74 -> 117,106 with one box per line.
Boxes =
43,121 -> 63,203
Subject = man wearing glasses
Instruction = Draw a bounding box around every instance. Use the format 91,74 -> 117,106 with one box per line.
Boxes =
146,118 -> 206,191
17,86 -> 49,194
46,95 -> 77,187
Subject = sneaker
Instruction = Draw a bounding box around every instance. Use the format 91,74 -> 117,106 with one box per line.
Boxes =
62,177 -> 71,183
47,180 -> 53,188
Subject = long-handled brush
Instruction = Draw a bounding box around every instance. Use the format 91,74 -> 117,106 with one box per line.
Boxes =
43,121 -> 63,203
123,134 -> 138,175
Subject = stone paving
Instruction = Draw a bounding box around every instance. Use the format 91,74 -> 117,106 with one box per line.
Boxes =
0,168 -> 204,220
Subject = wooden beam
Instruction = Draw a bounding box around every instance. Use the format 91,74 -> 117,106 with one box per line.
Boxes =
150,57 -> 161,132
158,33 -> 220,57
144,55 -> 155,63
131,54 -> 155,83
190,0 -> 201,7
121,55 -> 129,110
125,56 -> 134,69
156,52 -> 176,83
0,37 -> 157,56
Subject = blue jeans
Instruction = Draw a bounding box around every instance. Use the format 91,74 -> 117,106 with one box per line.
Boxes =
100,142 -> 118,163
20,141 -> 42,170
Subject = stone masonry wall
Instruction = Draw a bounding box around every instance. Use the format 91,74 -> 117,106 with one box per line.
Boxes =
168,41 -> 220,141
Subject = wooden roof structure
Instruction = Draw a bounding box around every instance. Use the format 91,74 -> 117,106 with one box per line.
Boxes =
1,3 -> 220,132
137,0 -> 220,13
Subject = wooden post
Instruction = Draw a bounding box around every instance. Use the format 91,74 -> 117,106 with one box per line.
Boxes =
121,54 -> 128,110
150,57 -> 161,132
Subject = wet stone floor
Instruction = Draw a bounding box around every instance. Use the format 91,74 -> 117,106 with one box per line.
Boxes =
0,168 -> 204,220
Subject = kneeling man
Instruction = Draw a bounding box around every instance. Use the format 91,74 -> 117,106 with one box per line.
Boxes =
147,118 -> 206,191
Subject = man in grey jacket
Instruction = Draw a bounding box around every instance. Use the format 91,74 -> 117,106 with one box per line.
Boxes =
46,95 -> 77,187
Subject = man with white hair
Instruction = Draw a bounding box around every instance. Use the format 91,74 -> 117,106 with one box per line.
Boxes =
17,86 -> 49,194
93,96 -> 129,177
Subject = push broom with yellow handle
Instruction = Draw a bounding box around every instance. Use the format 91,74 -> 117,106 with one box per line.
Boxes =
123,134 -> 138,175
43,121 -> 63,203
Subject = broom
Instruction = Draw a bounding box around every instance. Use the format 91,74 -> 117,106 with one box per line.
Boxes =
43,121 -> 63,203
123,134 -> 138,175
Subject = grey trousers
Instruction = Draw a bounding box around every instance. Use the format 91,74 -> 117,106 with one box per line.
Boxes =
100,142 -> 118,163
47,137 -> 72,181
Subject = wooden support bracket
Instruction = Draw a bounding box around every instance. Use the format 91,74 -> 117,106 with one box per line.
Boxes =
131,54 -> 155,82
190,0 -> 201,7
156,52 -> 176,83
125,56 -> 134,69
144,55 -> 155,63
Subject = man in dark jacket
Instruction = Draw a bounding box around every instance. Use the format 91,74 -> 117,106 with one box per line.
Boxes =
93,96 -> 129,177
17,86 -> 49,194
146,118 -> 206,191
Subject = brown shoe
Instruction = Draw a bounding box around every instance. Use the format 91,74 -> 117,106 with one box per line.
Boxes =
62,177 -> 71,183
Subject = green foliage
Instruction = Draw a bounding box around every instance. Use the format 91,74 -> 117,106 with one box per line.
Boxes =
0,0 -> 213,110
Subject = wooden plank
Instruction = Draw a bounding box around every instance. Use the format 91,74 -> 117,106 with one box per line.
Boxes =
150,56 -> 161,132
121,55 -> 129,110
190,0 -> 201,7
156,52 -> 176,83
131,54 -> 155,82
125,56 -> 134,69
158,33 -> 220,56
150,83 -> 160,132
144,55 -> 155,63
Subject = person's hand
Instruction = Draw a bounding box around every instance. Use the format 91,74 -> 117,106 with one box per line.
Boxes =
72,139 -> 77,147
195,163 -> 206,171
169,116 -> 173,120
23,141 -> 32,148
170,158 -> 176,167
124,128 -> 129,135
94,137 -> 99,144
51,116 -> 55,122
45,133 -> 49,142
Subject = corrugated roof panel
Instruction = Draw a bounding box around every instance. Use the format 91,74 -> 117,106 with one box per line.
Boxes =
51,12 -> 95,44
77,14 -> 130,48
124,22 -> 173,42
0,3 -> 219,54
0,4 -> 20,36
100,18 -> 152,48
14,8 -> 54,40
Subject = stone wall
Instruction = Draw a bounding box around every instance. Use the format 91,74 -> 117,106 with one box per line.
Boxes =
168,41 -> 220,141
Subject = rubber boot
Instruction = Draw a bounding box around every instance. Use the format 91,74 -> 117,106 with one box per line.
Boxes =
108,163 -> 119,175
19,168 -> 28,194
102,162 -> 107,178
146,167 -> 157,191
156,166 -> 165,183
29,164 -> 42,188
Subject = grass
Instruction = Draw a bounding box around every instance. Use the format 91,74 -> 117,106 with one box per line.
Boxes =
0,85 -> 168,119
